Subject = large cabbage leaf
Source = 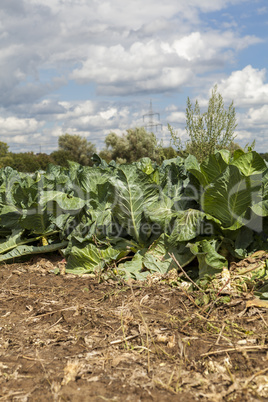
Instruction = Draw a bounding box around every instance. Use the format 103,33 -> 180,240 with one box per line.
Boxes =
189,239 -> 228,277
65,242 -> 130,275
109,165 -> 159,244
0,240 -> 68,262
202,165 -> 257,229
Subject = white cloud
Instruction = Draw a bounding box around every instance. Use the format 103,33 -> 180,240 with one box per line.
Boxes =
244,105 -> 268,127
71,28 -> 260,96
39,101 -> 137,152
218,66 -> 268,106
0,1 -> 259,101
165,104 -> 178,112
27,0 -> 191,29
166,111 -> 186,124
0,116 -> 41,136
0,0 -> 265,153
0,115 -> 44,152
170,33 -> 206,61
234,129 -> 252,140
71,39 -> 194,95
35,100 -> 137,149
163,30 -> 260,62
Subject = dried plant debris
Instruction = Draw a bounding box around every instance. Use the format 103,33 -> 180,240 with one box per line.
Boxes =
0,259 -> 267,401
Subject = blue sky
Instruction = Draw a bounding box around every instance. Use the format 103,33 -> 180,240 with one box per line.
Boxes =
0,0 -> 268,154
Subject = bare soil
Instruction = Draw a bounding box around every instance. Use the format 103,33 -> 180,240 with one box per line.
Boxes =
0,255 -> 267,401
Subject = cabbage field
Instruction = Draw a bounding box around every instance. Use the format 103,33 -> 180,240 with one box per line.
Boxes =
0,149 -> 268,294
1,149 -> 268,401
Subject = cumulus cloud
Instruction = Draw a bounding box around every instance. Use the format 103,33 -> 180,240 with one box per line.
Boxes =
0,115 -> 44,152
0,0 -> 257,102
0,0 -> 265,152
0,116 -> 41,136
166,111 -> 186,124
71,29 -> 260,96
244,105 -> 268,127
70,41 -> 192,94
55,101 -> 132,132
29,0 -> 246,31
214,66 -> 268,150
217,65 -> 268,106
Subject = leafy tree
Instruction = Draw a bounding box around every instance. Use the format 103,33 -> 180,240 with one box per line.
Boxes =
58,134 -> 96,166
0,151 -> 55,172
170,85 -> 237,162
0,141 -> 9,157
35,153 -> 55,170
101,127 -> 160,163
0,155 -> 14,169
50,150 -> 73,167
6,152 -> 41,172
157,145 -> 178,162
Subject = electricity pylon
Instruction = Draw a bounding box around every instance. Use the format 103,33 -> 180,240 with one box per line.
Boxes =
143,100 -> 162,132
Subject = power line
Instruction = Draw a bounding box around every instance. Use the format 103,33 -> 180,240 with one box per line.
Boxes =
143,100 -> 162,132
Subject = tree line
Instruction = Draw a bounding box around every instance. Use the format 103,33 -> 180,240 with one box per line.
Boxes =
0,86 -> 261,172
0,129 -> 178,172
